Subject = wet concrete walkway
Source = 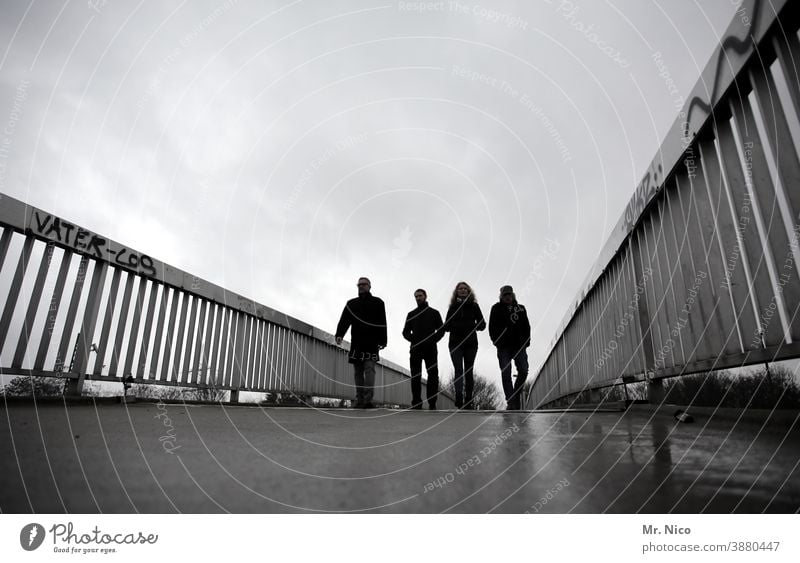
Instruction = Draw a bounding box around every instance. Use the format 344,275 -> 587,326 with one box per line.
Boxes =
1,402 -> 798,513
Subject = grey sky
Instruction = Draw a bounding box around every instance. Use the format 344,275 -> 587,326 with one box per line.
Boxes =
0,0 -> 744,387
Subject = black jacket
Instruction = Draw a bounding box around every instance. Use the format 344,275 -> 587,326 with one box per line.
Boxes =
335,292 -> 387,363
402,303 -> 443,356
443,300 -> 486,350
489,300 -> 531,350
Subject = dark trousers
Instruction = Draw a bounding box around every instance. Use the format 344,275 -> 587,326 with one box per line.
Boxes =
352,359 -> 376,405
498,347 -> 529,408
410,349 -> 439,408
450,345 -> 478,407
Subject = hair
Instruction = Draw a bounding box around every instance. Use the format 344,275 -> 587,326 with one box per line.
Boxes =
358,277 -> 371,285
450,281 -> 477,306
414,288 -> 427,297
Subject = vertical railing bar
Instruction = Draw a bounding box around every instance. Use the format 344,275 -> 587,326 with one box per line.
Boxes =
209,306 -> 226,387
93,268 -> 122,376
191,299 -> 209,385
654,196 -> 685,366
690,137 -> 743,357
108,272 -> 135,378
224,310 -> 238,389
250,319 -> 263,391
674,167 -> 718,362
12,242 -> 54,368
159,288 -> 180,382
772,32 -> 800,143
721,106 -> 781,347
54,256 -> 89,373
122,276 -> 148,379
231,312 -> 246,392
70,260 -> 108,394
34,249 -> 72,371
199,303 -> 215,386
136,280 -> 160,378
239,314 -> 253,389
180,294 -> 199,382
199,301 -> 215,386
171,292 -> 191,384
0,228 -> 13,272
0,236 -> 35,348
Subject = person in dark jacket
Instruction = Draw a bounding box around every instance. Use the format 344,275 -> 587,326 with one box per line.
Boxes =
335,277 -> 387,408
443,281 -> 486,409
402,289 -> 444,410
489,285 -> 531,410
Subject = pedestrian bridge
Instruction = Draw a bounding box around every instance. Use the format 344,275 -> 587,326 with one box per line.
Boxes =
1,0 -> 800,513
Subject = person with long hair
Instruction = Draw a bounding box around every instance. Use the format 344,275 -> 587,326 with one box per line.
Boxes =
443,281 -> 486,409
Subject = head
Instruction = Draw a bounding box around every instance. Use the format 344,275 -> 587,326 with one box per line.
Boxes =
357,277 -> 371,295
500,285 -> 515,304
450,281 -> 476,305
414,288 -> 427,306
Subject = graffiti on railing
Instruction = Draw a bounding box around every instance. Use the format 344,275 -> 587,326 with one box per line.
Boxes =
622,162 -> 663,231
29,210 -> 156,276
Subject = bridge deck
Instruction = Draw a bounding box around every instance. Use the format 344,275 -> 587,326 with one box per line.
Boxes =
1,403 -> 798,513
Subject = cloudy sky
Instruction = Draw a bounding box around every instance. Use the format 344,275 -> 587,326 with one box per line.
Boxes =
0,0 -> 745,387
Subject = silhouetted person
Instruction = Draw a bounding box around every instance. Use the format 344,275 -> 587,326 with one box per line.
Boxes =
335,277 -> 387,409
489,285 -> 530,410
443,281 -> 486,409
402,289 -> 444,410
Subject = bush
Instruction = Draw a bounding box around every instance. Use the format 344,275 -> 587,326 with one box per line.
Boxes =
131,383 -> 228,402
663,367 -> 800,409
2,376 -> 65,398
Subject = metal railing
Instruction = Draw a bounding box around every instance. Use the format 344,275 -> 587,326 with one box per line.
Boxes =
0,192 -> 453,408
529,0 -> 800,408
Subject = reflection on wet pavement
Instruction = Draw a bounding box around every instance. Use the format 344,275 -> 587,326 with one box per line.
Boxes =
0,404 -> 797,513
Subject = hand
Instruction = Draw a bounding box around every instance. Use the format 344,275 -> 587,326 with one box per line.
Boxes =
335,336 -> 342,346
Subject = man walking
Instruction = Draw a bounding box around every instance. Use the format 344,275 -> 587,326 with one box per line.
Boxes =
402,289 -> 444,410
489,285 -> 531,410
335,277 -> 387,408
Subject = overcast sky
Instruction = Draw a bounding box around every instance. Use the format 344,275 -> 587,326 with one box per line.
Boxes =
0,0 -> 745,388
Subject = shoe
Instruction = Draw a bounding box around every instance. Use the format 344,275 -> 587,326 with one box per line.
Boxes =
428,403 -> 437,411
412,404 -> 423,410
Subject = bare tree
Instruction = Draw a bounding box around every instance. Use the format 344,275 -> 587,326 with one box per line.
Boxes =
441,371 -> 502,410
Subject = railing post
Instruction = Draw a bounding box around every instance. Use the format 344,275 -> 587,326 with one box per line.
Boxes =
647,376 -> 665,405
66,261 -> 107,397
